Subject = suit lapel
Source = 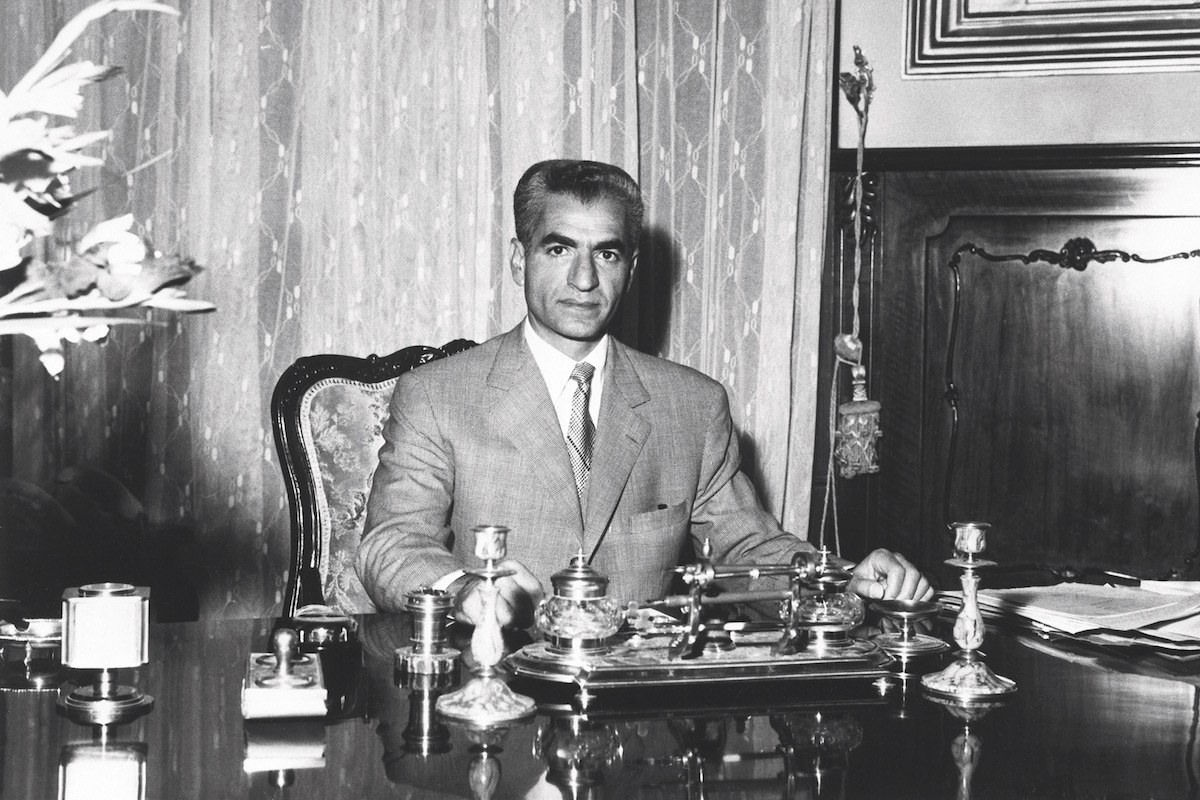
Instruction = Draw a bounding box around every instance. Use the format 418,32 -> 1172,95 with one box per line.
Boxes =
584,339 -> 651,558
487,327 -> 584,534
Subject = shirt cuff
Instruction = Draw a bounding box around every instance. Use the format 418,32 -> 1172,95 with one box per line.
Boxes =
431,569 -> 466,592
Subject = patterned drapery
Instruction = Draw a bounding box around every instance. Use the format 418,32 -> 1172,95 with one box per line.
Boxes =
1,0 -> 833,618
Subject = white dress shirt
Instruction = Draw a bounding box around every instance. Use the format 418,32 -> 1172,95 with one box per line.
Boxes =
522,318 -> 607,436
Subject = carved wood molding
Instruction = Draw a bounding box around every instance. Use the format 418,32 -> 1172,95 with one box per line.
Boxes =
834,172 -> 880,234
830,144 -> 1200,173
942,240 -> 1200,578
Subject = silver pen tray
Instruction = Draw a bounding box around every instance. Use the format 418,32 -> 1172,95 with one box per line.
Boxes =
508,630 -> 892,689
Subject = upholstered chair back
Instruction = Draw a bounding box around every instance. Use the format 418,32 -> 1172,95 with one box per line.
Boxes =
271,340 -> 477,615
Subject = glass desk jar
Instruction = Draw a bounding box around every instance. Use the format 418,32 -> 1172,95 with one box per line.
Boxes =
535,556 -> 624,656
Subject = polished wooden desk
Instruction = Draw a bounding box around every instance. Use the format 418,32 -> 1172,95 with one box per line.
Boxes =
2,612 -> 1198,799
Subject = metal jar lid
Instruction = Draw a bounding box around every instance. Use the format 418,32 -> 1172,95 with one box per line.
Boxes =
810,547 -> 852,593
550,556 -> 609,600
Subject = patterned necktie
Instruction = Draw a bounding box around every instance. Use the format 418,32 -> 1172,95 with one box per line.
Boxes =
567,362 -> 596,500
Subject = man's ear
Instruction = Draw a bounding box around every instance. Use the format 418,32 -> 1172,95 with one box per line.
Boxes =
509,238 -> 526,286
626,249 -> 639,292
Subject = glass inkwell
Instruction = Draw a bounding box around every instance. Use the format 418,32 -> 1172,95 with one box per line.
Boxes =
790,548 -> 866,650
535,554 -> 624,656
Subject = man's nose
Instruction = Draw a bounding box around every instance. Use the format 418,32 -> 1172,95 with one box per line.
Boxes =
568,255 -> 599,291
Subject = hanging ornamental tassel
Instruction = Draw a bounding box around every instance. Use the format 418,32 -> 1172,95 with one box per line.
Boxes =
819,45 -> 881,554
835,363 -> 881,478
832,46 -> 881,480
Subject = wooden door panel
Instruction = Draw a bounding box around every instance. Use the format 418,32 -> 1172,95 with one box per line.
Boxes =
925,217 -> 1200,575
870,170 -> 1200,579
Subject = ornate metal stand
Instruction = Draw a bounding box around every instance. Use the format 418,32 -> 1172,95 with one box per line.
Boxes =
922,522 -> 1016,700
436,526 -> 536,726
871,599 -> 949,656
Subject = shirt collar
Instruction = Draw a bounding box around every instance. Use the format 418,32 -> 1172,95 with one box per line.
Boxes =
523,319 -> 608,393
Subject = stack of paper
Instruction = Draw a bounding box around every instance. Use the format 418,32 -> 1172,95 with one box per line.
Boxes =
942,582 -> 1200,659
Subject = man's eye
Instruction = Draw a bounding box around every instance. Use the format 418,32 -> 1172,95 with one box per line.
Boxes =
547,245 -> 567,256
596,251 -> 619,262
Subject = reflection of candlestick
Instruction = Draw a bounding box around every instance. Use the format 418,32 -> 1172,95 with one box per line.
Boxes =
927,695 -> 1005,800
444,720 -> 519,800
952,726 -> 981,800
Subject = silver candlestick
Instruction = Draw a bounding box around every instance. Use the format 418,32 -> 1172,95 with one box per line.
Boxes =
436,525 -> 536,725
921,522 -> 1016,700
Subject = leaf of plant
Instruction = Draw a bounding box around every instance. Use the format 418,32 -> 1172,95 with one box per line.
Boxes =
839,73 -> 861,107
28,252 -> 100,299
128,253 -> 202,295
6,61 -> 122,118
141,294 -> 215,313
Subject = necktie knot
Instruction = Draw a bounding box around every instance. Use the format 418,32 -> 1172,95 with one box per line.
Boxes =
570,361 -> 595,389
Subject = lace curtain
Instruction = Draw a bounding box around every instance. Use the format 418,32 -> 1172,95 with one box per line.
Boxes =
0,0 -> 833,618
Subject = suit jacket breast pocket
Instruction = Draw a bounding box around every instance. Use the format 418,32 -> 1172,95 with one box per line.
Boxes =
628,501 -> 690,537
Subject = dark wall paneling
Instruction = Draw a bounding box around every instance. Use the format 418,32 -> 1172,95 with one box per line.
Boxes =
859,168 -> 1200,581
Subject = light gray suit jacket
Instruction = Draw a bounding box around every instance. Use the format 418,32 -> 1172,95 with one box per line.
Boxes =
357,325 -> 809,609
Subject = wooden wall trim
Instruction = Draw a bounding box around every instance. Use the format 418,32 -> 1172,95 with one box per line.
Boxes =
831,144 -> 1200,173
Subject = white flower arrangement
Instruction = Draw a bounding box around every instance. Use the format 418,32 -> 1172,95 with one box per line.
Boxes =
0,0 -> 212,377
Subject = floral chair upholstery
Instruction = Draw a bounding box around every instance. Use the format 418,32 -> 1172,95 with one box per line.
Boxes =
271,340 -> 477,616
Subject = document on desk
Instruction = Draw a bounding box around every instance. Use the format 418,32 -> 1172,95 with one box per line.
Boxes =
974,584 -> 1200,635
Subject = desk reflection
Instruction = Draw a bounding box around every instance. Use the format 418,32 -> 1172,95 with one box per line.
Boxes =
359,613 -> 878,799
1,613 -> 1199,798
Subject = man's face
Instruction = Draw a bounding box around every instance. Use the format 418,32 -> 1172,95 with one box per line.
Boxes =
510,193 -> 638,360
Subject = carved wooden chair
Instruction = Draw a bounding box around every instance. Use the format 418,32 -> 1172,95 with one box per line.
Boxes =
271,339 -> 477,616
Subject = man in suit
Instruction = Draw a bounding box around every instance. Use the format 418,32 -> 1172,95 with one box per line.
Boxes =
358,159 -> 931,626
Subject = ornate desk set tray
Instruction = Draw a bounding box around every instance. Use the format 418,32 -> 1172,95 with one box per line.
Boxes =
508,629 -> 891,691
506,546 -> 896,706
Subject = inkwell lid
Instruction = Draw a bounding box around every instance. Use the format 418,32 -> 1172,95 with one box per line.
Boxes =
550,555 -> 608,600
811,547 -> 853,593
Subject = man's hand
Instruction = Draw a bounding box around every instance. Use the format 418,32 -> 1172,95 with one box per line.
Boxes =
848,549 -> 933,601
453,559 -> 544,628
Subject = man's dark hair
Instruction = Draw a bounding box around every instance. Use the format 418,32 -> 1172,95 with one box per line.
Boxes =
513,159 -> 644,248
